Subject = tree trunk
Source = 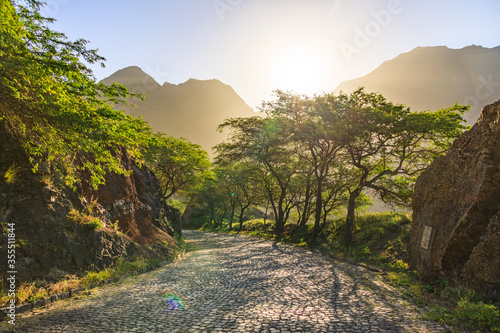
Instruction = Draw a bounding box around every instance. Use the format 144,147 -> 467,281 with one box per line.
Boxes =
219,208 -> 228,229
310,180 -> 323,244
345,189 -> 361,249
264,201 -> 269,232
274,196 -> 285,240
229,204 -> 236,231
238,209 -> 245,232
298,177 -> 313,230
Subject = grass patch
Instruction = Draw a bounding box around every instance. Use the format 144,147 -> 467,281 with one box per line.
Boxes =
426,295 -> 500,332
320,212 -> 411,262
3,163 -> 22,184
67,209 -> 102,230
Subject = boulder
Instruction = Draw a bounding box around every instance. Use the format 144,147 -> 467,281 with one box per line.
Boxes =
410,99 -> 500,298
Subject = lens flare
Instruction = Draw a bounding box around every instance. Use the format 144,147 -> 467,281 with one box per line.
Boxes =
162,290 -> 188,311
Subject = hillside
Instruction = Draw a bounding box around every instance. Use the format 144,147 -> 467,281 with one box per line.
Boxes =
101,67 -> 255,155
335,45 -> 500,123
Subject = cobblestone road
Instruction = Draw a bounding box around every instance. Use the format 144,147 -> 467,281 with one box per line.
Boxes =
2,231 -> 445,332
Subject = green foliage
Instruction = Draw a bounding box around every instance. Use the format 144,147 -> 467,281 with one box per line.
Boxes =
67,209 -> 102,230
166,199 -> 187,214
147,134 -> 211,199
112,258 -> 148,276
3,162 -> 21,184
454,300 -> 500,331
82,270 -> 111,286
427,300 -> 500,332
1,0 -> 153,189
420,277 -> 500,331
209,88 -> 467,244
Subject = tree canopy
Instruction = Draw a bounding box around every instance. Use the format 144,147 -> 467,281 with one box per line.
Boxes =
204,88 -> 468,245
0,0 -> 152,188
146,134 -> 211,199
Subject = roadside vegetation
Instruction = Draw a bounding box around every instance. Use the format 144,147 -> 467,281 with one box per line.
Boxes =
0,0 -> 196,310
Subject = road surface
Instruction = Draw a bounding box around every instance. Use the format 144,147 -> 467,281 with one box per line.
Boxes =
2,230 -> 444,332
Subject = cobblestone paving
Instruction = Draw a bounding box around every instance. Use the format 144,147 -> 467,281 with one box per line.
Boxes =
2,231 -> 445,332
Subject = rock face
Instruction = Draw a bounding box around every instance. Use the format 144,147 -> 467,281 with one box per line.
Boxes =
0,121 -> 179,280
410,99 -> 500,298
164,205 -> 182,236
80,147 -> 179,244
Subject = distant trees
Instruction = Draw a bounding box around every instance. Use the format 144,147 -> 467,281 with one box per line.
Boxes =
204,88 -> 467,246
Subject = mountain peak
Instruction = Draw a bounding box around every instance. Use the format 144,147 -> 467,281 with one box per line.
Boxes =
101,66 -> 159,89
183,78 -> 225,86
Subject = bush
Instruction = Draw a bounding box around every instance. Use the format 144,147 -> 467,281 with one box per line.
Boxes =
455,300 -> 500,331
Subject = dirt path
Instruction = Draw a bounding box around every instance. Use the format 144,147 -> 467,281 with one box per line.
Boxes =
1,230 -> 444,332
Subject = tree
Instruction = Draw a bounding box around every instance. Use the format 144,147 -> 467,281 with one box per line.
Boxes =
262,91 -> 351,243
212,166 -> 238,230
147,134 -> 211,199
215,88 -> 466,246
0,0 -> 152,188
334,88 -> 468,247
215,116 -> 302,238
217,162 -> 262,231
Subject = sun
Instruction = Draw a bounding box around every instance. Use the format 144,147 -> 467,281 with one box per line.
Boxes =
271,48 -> 326,95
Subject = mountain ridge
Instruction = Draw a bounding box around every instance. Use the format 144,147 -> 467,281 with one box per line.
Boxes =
101,67 -> 255,156
335,45 -> 500,123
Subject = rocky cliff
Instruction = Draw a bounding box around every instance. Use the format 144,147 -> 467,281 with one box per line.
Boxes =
410,99 -> 500,298
0,120 -> 181,281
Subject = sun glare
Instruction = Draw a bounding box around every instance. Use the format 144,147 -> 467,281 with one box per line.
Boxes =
271,49 -> 325,96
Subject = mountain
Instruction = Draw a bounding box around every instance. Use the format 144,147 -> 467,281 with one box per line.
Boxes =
335,45 -> 500,123
101,67 -> 255,155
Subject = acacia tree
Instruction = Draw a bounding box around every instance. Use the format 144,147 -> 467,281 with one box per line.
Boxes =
333,88 -> 468,247
0,0 -> 152,188
262,91 -> 352,243
215,116 -> 302,238
147,134 -> 211,199
223,162 -> 262,231
213,166 -> 238,230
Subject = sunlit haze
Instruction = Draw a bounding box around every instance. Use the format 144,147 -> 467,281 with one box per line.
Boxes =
45,0 -> 500,108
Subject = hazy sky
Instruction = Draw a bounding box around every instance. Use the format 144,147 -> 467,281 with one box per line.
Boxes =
44,0 -> 500,109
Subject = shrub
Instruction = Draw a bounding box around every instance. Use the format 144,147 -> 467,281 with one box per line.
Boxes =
455,300 -> 500,331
